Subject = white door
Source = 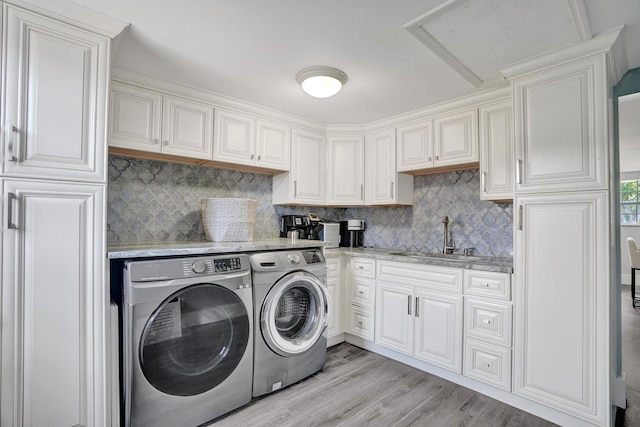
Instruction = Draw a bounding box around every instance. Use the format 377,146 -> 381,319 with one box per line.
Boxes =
2,5 -> 109,182
327,136 -> 364,205
108,82 -> 163,152
326,275 -> 342,338
512,55 -> 608,193
162,95 -> 213,160
480,99 -> 513,201
213,109 -> 255,166
290,129 -> 325,204
396,121 -> 433,172
433,108 -> 478,167
366,130 -> 396,204
1,179 -> 106,427
513,191 -> 609,425
375,281 -> 413,355
414,289 -> 463,373
255,119 -> 290,171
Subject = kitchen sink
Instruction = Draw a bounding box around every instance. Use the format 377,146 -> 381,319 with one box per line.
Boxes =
387,250 -> 483,261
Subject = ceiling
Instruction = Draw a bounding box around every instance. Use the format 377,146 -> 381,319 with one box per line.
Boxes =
68,0 -> 640,125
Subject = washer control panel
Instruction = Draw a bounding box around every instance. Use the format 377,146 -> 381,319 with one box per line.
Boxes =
125,254 -> 250,282
213,257 -> 243,272
287,253 -> 301,264
302,250 -> 322,264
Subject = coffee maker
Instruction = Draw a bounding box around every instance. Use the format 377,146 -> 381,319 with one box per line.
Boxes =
339,219 -> 365,247
280,215 -> 312,239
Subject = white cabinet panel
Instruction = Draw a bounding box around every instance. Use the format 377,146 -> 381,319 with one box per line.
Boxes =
327,135 -> 364,205
347,305 -> 375,341
414,290 -> 463,373
397,121 -> 433,171
375,282 -> 413,355
2,179 -> 106,427
326,275 -> 342,338
108,82 -> 163,152
433,108 -> 478,167
256,119 -> 290,170
464,298 -> 512,347
464,340 -> 512,391
213,109 -> 255,164
162,95 -> 213,158
463,269 -> 512,301
2,5 -> 109,181
512,56 -> 607,193
479,99 -> 513,200
513,191 -> 609,423
365,129 -> 413,206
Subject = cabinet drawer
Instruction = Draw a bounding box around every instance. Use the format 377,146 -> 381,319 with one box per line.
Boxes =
377,260 -> 462,292
464,339 -> 511,391
326,257 -> 341,277
351,257 -> 376,279
464,270 -> 511,300
465,298 -> 512,347
347,305 -> 374,341
351,277 -> 375,308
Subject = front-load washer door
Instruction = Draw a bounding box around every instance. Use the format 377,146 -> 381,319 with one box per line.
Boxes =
261,271 -> 328,356
139,283 -> 250,396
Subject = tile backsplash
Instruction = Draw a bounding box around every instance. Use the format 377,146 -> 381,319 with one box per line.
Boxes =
107,155 -> 513,257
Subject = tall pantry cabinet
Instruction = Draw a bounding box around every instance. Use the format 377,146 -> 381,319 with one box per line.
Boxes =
0,2 -> 125,426
502,28 -> 626,427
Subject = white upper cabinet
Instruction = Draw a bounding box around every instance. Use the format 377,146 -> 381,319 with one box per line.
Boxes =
365,129 -> 413,206
108,81 -> 213,160
479,99 -> 513,200
397,121 -> 433,171
511,55 -> 608,193
272,128 -> 325,205
433,107 -> 479,167
326,135 -> 364,206
2,5 -> 110,182
214,109 -> 290,171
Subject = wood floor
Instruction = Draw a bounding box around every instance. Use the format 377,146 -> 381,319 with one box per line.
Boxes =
208,285 -> 640,427
209,344 -> 554,427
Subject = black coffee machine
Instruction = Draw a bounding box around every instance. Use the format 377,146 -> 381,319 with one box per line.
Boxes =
339,219 -> 365,247
280,215 -> 313,239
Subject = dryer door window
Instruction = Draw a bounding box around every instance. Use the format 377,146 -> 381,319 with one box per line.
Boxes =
261,271 -> 328,356
139,283 -> 250,396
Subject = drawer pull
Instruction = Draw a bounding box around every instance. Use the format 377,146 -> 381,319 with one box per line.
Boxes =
482,362 -> 492,368
358,290 -> 364,295
482,319 -> 492,325
407,295 -> 412,315
483,283 -> 490,287
357,321 -> 363,326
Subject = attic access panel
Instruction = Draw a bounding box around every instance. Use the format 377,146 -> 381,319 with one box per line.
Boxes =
404,0 -> 592,87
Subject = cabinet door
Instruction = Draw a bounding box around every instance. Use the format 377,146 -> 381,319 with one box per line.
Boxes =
256,119 -> 290,171
433,108 -> 478,167
366,130 -> 395,205
1,179 -> 106,427
414,290 -> 463,373
479,99 -> 513,200
162,95 -> 213,160
213,109 -> 255,166
397,121 -> 433,172
2,5 -> 109,181
512,55 -> 607,193
290,129 -> 325,204
327,136 -> 364,205
108,81 -> 163,152
513,191 -> 609,425
326,275 -> 342,338
375,281 -> 413,355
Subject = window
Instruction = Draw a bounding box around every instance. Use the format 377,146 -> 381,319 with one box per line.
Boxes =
621,179 -> 640,224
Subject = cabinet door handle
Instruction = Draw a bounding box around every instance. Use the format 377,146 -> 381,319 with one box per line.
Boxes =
428,156 -> 432,162
257,155 -> 261,161
518,205 -> 523,230
390,182 -> 394,199
435,155 -> 439,161
163,140 -> 169,146
358,290 -> 364,295
152,139 -> 159,145
516,159 -> 523,184
415,297 -> 419,317
481,172 -> 487,193
293,180 -> 297,197
8,126 -> 18,162
250,154 -> 255,160
407,295 -> 412,315
361,184 -> 364,200
7,192 -> 18,230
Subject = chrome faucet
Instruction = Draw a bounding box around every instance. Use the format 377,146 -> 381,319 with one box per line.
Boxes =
442,216 -> 455,254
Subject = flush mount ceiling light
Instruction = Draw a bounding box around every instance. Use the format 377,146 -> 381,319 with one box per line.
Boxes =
296,66 -> 348,98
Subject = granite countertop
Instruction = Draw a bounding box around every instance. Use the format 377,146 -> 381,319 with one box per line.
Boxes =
108,240 -> 513,273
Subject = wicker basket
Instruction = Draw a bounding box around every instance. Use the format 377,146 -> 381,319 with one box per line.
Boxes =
201,198 -> 257,242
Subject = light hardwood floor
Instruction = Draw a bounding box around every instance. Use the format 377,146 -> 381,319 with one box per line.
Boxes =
210,345 -> 555,427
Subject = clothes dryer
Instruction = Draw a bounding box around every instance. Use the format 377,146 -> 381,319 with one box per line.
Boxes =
250,249 -> 328,397
122,254 -> 253,427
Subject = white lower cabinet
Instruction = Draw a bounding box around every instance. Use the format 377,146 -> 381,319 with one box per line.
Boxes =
345,257 -> 376,340
375,260 -> 463,373
1,179 -> 107,427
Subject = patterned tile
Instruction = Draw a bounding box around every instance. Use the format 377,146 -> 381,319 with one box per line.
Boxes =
107,156 -> 513,257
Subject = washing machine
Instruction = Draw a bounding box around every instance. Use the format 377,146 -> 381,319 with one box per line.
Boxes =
122,254 -> 253,427
250,248 -> 329,397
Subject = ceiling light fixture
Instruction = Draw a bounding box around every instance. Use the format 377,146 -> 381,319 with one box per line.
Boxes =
296,66 -> 348,98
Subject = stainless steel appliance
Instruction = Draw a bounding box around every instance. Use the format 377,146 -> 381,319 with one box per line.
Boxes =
122,255 -> 253,427
250,249 -> 328,397
280,214 -> 312,239
339,219 -> 365,247
314,222 -> 340,248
